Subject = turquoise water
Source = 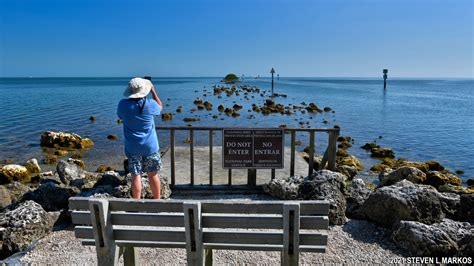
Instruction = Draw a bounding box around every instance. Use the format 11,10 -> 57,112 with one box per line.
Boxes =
0,77 -> 472,181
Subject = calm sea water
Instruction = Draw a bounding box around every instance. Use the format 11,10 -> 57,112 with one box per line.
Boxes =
0,77 -> 472,182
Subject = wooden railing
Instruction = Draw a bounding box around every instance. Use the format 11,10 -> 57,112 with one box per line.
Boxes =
155,126 -> 340,187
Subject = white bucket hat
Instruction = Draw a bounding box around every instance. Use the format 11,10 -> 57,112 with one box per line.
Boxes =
124,77 -> 152,98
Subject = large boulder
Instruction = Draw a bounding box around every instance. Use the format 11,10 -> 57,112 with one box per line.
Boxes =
459,194 -> 474,223
3,182 -> 30,203
359,180 -> 444,227
0,186 -> 11,208
436,192 -> 460,220
0,165 -> 31,184
378,166 -> 426,187
93,171 -> 124,188
21,182 -> 77,211
345,178 -> 372,219
336,155 -> 363,172
40,131 -> 94,149
299,170 -> 347,225
425,171 -> 462,187
0,201 -> 54,259
262,175 -> 304,200
392,219 -> 473,257
56,160 -> 86,188
24,158 -> 41,174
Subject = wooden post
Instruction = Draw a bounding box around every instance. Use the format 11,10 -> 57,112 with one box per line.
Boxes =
89,199 -> 120,266
282,203 -> 300,266
209,130 -> 213,185
383,69 -> 388,89
190,129 -> 194,185
327,131 -> 338,171
184,202 -> 203,266
247,169 -> 257,186
290,130 -> 296,176
308,131 -> 315,177
228,169 -> 232,186
270,68 -> 276,97
170,129 -> 175,186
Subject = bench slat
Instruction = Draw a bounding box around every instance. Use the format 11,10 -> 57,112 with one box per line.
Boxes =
203,231 -> 282,245
299,245 -> 326,253
82,240 -> 186,249
75,226 -> 186,243
202,215 -> 282,229
203,243 -> 282,251
300,232 -> 328,246
301,216 -> 329,230
72,211 -> 185,227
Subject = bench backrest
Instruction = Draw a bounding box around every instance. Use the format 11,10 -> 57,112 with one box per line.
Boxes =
69,197 -> 329,254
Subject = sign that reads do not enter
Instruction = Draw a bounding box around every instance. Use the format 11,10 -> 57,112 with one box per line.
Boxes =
222,129 -> 284,169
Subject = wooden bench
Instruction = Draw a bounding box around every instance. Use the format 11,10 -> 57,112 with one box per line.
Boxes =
69,197 -> 329,266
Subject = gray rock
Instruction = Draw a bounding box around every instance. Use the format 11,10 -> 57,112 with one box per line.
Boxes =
436,192 -> 460,220
4,182 -> 30,203
359,180 -> 444,227
24,159 -> 41,174
262,175 -> 304,200
392,219 -> 473,257
459,194 -> 474,223
336,165 -> 358,180
21,182 -> 76,211
0,186 -> 11,209
56,160 -> 85,188
299,170 -> 347,225
0,201 -> 54,259
378,166 -> 426,187
345,178 -> 372,219
93,171 -> 123,188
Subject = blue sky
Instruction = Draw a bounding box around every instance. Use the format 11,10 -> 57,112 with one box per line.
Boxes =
0,0 -> 472,77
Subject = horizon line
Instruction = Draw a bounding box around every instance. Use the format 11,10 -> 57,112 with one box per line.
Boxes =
0,76 -> 473,79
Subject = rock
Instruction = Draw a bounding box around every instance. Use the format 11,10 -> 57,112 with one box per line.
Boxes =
233,103 -> 242,110
0,159 -> 14,165
193,98 -> 203,105
93,171 -> 123,188
370,147 -> 395,159
176,107 -> 182,113
204,101 -> 213,110
24,159 -> 41,174
161,113 -> 173,121
43,155 -> 58,165
20,182 -> 76,211
305,103 -> 323,113
425,171 -> 462,187
183,117 -> 200,122
336,165 -> 358,180
336,149 -> 348,157
0,165 -> 31,184
361,142 -> 379,150
458,194 -> 474,223
323,107 -> 332,112
302,154 -> 322,170
96,165 -> 116,173
337,141 -> 352,150
217,105 -> 225,112
4,182 -> 30,203
0,201 -> 54,259
89,115 -> 96,121
117,118 -> 123,124
54,149 -> 69,156
40,131 -> 93,149
336,155 -> 363,171
378,166 -> 426,187
359,180 -> 444,227
345,178 -> 372,219
437,192 -> 460,220
107,134 -> 119,141
0,185 -> 12,208
425,160 -> 445,171
392,220 -> 457,256
56,160 -> 85,187
466,178 -> 474,186
262,176 -> 304,200
299,170 -> 347,225
67,158 -> 85,169
437,184 -> 474,194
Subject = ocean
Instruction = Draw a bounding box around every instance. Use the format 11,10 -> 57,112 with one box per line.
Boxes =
0,77 -> 472,182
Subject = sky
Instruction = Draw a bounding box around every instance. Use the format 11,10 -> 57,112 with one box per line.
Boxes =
0,0 -> 472,78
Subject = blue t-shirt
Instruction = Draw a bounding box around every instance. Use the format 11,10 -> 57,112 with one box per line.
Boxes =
117,98 -> 162,156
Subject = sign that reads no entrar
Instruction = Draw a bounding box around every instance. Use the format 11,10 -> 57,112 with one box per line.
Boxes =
222,129 -> 284,169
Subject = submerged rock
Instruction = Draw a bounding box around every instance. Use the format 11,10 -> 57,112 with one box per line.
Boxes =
107,134 -> 119,141
360,180 -> 444,227
0,201 -> 55,259
40,131 -> 93,149
183,117 -> 200,122
0,165 -> 30,184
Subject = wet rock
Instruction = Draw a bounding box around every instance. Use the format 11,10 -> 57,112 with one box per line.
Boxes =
336,155 -> 363,171
56,160 -> 85,187
204,101 -> 213,110
455,170 -> 464,175
193,98 -> 203,105
361,142 -> 379,150
0,201 -> 54,259
426,171 -> 462,187
458,194 -> 474,223
54,149 -> 68,156
467,178 -> 474,186
425,160 -> 445,171
336,149 -> 348,157
0,165 -> 30,184
107,135 -> 119,141
323,107 -> 332,112
360,180 -> 444,227
262,176 -> 304,200
233,103 -> 242,110
183,117 -> 200,122
378,166 -> 427,187
40,131 -> 93,149
89,116 -> 96,121
0,185 -> 11,208
67,158 -> 85,169
336,165 -> 358,180
370,147 -> 395,159
20,182 -> 76,212
217,105 -> 225,112
24,159 -> 41,174
96,165 -> 116,173
302,154 -> 322,170
437,184 -> 474,194
337,141 -> 352,150
345,178 -> 372,219
305,103 -> 323,113
176,107 -> 183,113
299,170 -> 347,225
196,104 -> 204,110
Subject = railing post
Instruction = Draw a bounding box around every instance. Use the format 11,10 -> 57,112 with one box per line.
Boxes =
308,131 -> 315,177
328,130 -> 338,171
184,202 -> 203,266
247,169 -> 257,186
282,203 -> 300,266
290,130 -> 296,176
228,169 -> 232,186
89,199 -> 120,266
190,129 -> 194,185
209,129 -> 213,185
170,129 -> 175,186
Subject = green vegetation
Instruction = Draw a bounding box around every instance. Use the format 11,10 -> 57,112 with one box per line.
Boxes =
222,73 -> 239,84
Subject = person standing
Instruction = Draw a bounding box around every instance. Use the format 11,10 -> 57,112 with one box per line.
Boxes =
117,77 -> 163,199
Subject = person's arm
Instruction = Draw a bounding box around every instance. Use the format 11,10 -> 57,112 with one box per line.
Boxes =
150,85 -> 163,108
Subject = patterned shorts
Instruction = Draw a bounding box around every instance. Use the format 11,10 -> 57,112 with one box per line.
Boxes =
126,152 -> 162,176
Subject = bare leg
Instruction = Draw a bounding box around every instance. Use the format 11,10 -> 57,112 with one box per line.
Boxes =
147,171 -> 161,199
131,174 -> 142,199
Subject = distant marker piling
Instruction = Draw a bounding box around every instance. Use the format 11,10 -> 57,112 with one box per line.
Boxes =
383,69 -> 388,89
